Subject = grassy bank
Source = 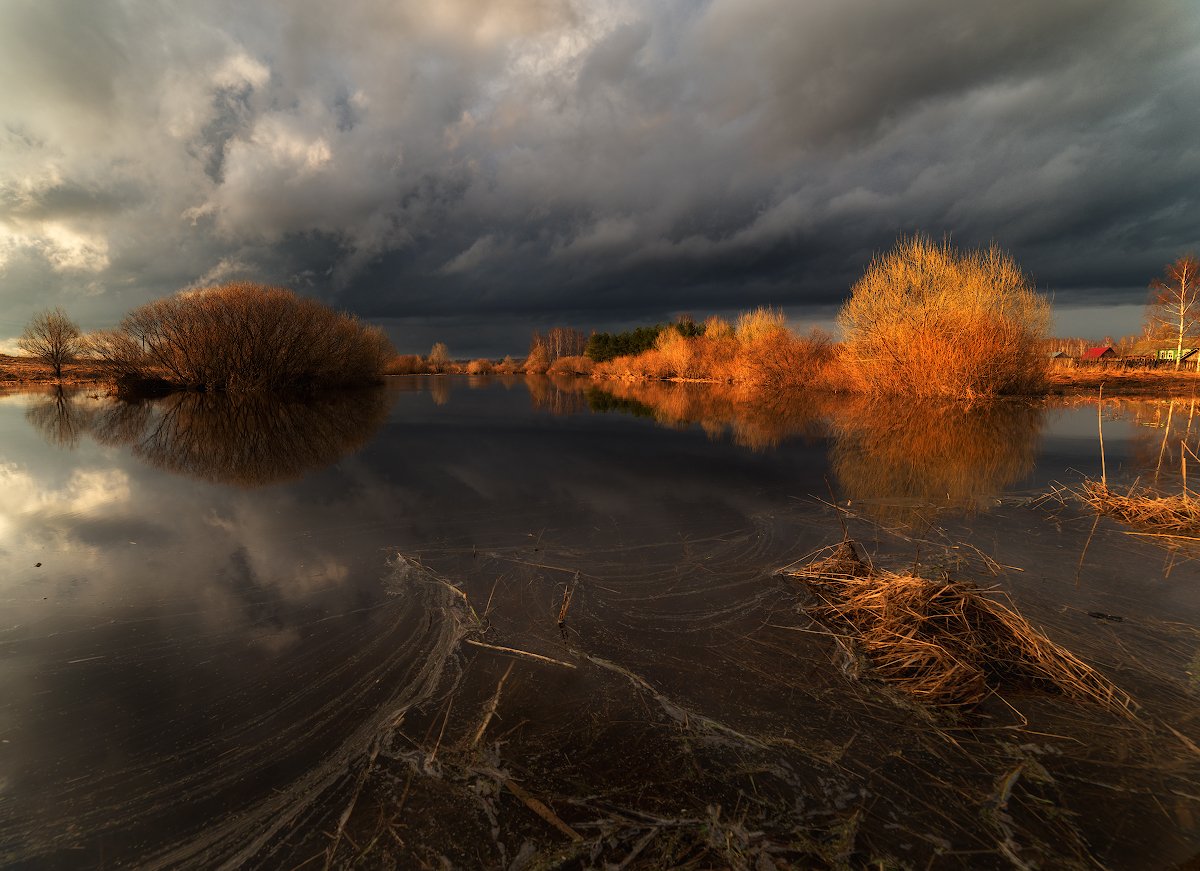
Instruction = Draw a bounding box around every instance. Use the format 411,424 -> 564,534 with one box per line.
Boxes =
0,354 -> 111,386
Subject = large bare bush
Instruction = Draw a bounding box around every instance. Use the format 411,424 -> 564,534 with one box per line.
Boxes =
98,282 -> 394,391
837,237 -> 1050,398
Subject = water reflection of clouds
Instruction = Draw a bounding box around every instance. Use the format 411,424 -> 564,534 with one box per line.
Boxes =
0,463 -> 131,545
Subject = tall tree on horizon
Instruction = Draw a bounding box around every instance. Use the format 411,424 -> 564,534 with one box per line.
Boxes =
1146,254 -> 1200,370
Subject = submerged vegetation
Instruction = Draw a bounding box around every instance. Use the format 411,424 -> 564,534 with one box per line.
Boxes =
788,540 -> 1132,713
89,282 -> 395,392
1077,479 -> 1200,533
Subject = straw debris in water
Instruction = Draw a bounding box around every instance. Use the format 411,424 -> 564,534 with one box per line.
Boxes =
787,540 -> 1133,714
1077,479 -> 1200,532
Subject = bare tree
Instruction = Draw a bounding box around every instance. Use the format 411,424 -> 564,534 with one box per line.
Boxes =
529,327 -> 586,362
1146,255 -> 1200,370
18,307 -> 86,379
427,342 -> 450,373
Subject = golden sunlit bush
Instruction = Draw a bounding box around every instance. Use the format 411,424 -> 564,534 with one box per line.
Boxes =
546,355 -> 595,376
466,358 -> 494,375
591,306 -> 835,391
95,282 -> 395,392
386,354 -> 429,375
494,355 -> 520,375
838,236 -> 1050,398
523,343 -> 551,374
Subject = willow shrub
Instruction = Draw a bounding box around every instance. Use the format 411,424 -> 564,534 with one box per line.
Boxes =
593,306 -> 837,390
93,282 -> 395,392
837,237 -> 1050,399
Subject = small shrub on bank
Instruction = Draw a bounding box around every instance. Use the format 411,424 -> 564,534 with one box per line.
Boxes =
837,236 -> 1050,398
546,355 -> 595,376
524,343 -> 551,374
387,354 -> 429,375
466,358 -> 494,375
94,282 -> 395,392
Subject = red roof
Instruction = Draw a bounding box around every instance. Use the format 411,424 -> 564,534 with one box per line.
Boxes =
1081,346 -> 1115,360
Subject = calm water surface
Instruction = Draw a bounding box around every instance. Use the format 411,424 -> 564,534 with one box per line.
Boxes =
1,377 -> 1197,868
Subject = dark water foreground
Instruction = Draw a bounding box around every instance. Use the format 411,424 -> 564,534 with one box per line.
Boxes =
0,378 -> 1197,868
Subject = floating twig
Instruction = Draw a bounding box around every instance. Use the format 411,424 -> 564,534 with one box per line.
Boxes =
465,639 -> 576,669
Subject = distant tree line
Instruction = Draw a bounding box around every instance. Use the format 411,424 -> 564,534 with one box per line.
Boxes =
584,318 -> 704,362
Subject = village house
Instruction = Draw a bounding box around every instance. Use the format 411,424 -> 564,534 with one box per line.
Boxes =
1130,338 -> 1200,362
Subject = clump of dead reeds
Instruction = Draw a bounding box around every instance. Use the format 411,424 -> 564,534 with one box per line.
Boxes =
787,540 -> 1132,714
1077,480 -> 1200,531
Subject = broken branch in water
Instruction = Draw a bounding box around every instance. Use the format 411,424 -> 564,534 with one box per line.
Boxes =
464,638 -> 577,669
557,573 -> 577,636
501,777 -> 582,841
471,661 -> 514,747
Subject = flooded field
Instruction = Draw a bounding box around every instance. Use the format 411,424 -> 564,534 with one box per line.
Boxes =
1,377 -> 1197,868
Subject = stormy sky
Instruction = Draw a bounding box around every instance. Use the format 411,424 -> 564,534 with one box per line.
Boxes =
1,0 -> 1198,355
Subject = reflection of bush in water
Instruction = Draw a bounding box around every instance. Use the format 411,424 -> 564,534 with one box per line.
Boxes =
582,380 -> 831,450
24,387 -> 96,448
829,399 -> 1044,518
525,374 -> 588,416
89,389 -> 394,486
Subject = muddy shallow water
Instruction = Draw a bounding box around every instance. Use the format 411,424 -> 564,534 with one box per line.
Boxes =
0,377 -> 1197,868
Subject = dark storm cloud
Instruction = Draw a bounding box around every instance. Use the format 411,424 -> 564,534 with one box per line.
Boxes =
0,0 -> 1197,351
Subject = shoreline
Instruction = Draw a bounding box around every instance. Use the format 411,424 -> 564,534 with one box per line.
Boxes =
7,354 -> 1200,400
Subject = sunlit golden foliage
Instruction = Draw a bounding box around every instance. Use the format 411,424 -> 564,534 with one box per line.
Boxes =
546,355 -> 595,376
495,355 -> 520,375
838,236 -> 1050,398
466,358 -> 494,375
828,396 -> 1043,525
386,354 -> 429,375
427,342 -> 451,374
523,343 -> 551,374
96,282 -> 395,392
592,306 -> 836,391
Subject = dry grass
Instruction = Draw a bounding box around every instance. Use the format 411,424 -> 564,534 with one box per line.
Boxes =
787,540 -> 1133,714
1077,480 -> 1200,532
0,353 -> 111,385
1049,365 -> 1200,397
838,236 -> 1050,399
